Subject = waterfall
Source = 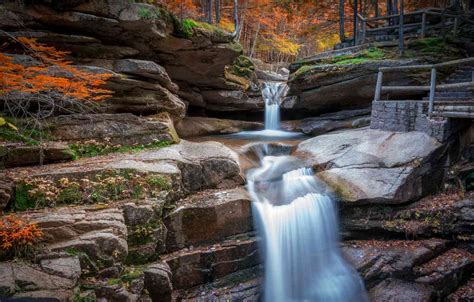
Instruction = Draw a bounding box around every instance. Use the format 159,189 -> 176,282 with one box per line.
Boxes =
247,150 -> 368,302
262,82 -> 288,130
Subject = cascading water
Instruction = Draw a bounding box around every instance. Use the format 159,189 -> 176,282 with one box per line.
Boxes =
247,150 -> 369,302
262,82 -> 288,130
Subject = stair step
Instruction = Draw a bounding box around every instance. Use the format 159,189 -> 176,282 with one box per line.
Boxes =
435,92 -> 473,97
422,97 -> 473,101
432,111 -> 474,118
434,105 -> 474,112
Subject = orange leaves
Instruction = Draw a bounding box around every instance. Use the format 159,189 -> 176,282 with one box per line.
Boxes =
0,37 -> 112,102
0,214 -> 43,252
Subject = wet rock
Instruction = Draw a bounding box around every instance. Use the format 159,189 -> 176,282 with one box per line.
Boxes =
342,239 -> 448,287
285,108 -> 372,135
369,278 -> 435,302
144,262 -> 173,302
414,248 -> 473,295
173,266 -> 262,302
0,142 -> 74,168
447,277 -> 474,301
114,59 -> 178,93
175,117 -> 263,138
95,284 -> 138,302
0,172 -> 13,211
297,129 -> 445,204
341,192 -> 474,239
163,238 -> 260,289
13,290 -> 74,302
24,206 -> 128,262
104,86 -> 186,121
47,113 -> 178,145
285,59 -> 426,114
0,261 -> 76,297
200,90 -> 264,112
165,187 -> 253,251
40,256 -> 81,281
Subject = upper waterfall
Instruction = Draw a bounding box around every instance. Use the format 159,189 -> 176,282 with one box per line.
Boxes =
262,82 -> 289,130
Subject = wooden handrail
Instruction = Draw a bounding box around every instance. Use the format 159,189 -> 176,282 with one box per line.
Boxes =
374,57 -> 474,116
379,57 -> 474,72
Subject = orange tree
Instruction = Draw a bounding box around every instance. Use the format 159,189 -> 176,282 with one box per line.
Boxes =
0,36 -> 112,123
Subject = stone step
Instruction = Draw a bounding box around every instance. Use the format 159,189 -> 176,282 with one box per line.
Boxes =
172,266 -> 262,302
164,187 -> 253,252
1,142 -> 75,169
434,105 -> 474,112
434,91 -> 473,97
422,96 -> 473,101
414,248 -> 473,296
161,235 -> 260,290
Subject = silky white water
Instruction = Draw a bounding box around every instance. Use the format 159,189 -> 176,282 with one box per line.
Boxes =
262,82 -> 288,130
246,152 -> 368,301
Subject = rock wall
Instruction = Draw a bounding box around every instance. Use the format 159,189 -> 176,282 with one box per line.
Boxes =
371,101 -> 471,142
0,0 -> 261,122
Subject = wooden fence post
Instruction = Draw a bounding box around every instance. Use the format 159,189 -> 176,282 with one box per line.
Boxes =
399,0 -> 404,55
375,71 -> 384,101
421,12 -> 426,38
428,68 -> 437,115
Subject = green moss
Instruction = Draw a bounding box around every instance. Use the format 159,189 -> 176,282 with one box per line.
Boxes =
0,126 -> 40,145
335,57 -> 370,65
146,175 -> 170,191
409,37 -> 446,54
13,183 -> 35,211
175,18 -> 229,39
229,55 -> 255,78
57,185 -> 82,204
137,6 -> 161,20
69,140 -> 172,159
227,42 -> 243,53
292,65 -> 316,79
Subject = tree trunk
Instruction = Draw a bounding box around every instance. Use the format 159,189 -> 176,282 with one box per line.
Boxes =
339,0 -> 346,42
250,22 -> 260,58
215,0 -> 221,24
231,0 -> 239,39
208,0 -> 213,24
354,0 -> 358,45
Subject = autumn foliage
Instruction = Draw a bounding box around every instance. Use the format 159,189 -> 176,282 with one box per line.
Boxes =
0,37 -> 112,103
160,0 -> 459,62
0,214 -> 43,259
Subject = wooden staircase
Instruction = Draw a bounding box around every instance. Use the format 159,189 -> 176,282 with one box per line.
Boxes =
430,66 -> 474,118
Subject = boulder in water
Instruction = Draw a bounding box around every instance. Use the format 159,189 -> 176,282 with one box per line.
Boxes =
297,129 -> 445,204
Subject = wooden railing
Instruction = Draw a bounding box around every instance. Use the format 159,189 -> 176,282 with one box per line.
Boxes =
374,57 -> 474,115
355,7 -> 462,46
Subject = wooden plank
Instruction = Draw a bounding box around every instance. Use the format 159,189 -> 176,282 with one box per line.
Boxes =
374,71 -> 383,101
379,65 -> 433,72
428,68 -> 437,114
382,86 -> 431,92
433,111 -> 474,118
381,82 -> 473,92
437,82 -> 474,89
434,57 -> 474,68
366,23 -> 422,32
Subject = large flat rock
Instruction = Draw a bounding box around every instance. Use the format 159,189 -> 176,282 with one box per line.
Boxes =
6,140 -> 242,210
175,117 -> 263,138
297,129 -> 445,204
